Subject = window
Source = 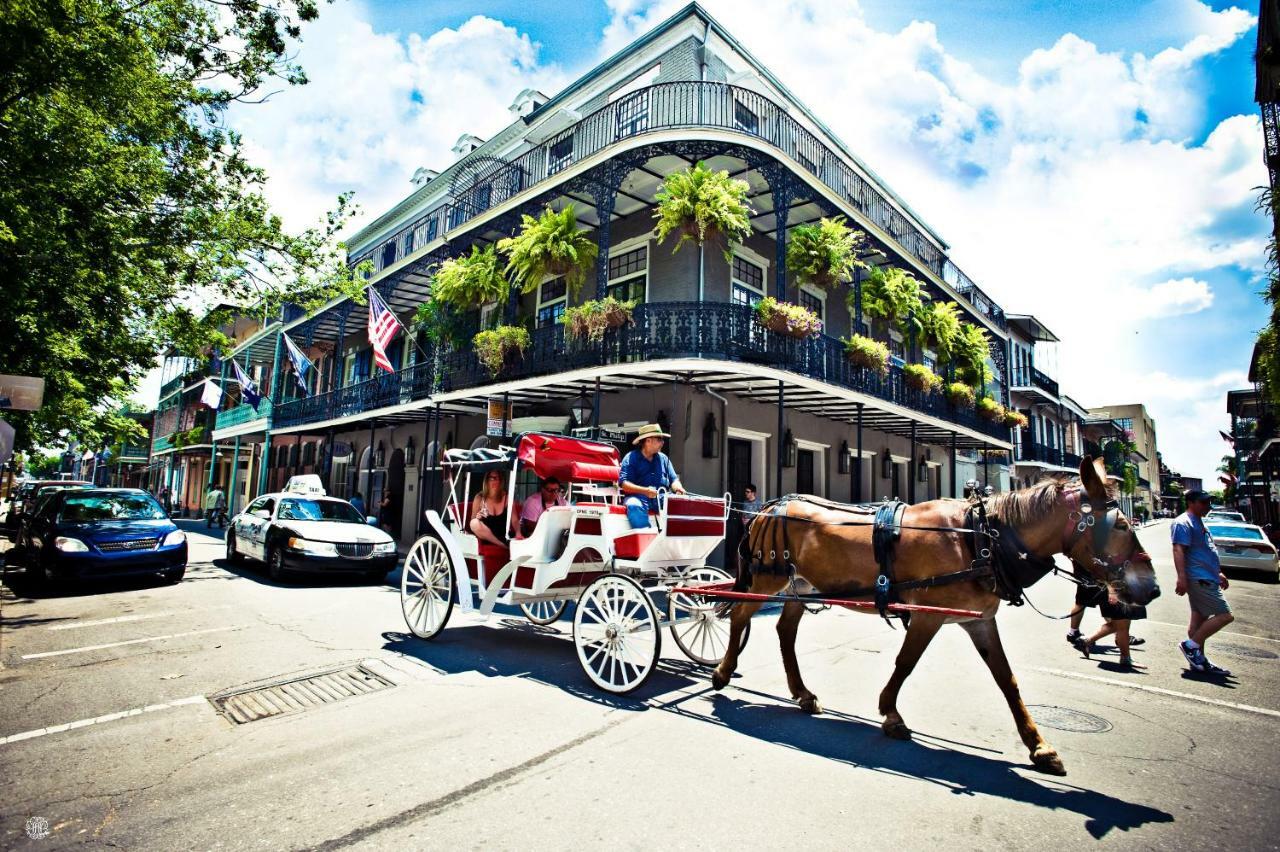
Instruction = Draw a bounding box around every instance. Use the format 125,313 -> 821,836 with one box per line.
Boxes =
797,287 -> 824,320
734,100 -> 759,134
731,255 -> 765,306
402,232 -> 414,257
923,352 -> 937,373
474,184 -> 492,213
426,218 -> 438,242
548,134 -> 574,174
447,206 -> 465,230
615,91 -> 649,139
537,278 -> 568,328
303,442 -> 316,466
607,246 -> 648,302
381,242 -> 396,269
888,336 -> 905,360
479,302 -> 500,331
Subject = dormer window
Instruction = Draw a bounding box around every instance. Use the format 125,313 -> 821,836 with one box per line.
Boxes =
509,88 -> 549,118
451,134 -> 485,158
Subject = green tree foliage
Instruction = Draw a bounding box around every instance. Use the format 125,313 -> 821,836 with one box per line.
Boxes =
1254,188 -> 1280,403
0,0 -> 364,451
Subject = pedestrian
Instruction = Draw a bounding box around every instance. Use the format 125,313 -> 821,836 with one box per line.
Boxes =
741,484 -> 762,517
1171,489 -> 1235,676
159,487 -> 172,514
377,492 -> 396,534
1066,564 -> 1146,649
349,492 -> 366,518
619,423 -> 685,529
1077,592 -> 1148,671
204,483 -> 227,529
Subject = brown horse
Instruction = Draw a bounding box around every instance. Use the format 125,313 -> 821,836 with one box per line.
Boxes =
710,456 -> 1157,775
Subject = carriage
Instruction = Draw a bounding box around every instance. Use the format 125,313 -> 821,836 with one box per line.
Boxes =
398,432 -> 746,693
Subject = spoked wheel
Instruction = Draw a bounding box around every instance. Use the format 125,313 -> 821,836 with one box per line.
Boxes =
573,574 -> 661,694
668,566 -> 751,666
519,599 -> 568,625
401,535 -> 455,640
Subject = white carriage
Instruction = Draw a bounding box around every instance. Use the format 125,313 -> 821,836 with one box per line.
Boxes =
399,432 -> 746,693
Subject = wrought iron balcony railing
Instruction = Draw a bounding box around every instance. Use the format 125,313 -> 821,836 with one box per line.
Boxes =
1012,366 -> 1059,398
350,81 -> 1007,330
273,302 -> 1011,442
1016,442 -> 1065,467
214,399 -> 273,431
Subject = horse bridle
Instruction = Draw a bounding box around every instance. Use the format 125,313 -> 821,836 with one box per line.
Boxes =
1061,488 -> 1143,584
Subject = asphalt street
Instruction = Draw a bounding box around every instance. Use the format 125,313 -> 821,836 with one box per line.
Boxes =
1,517 -> 1278,850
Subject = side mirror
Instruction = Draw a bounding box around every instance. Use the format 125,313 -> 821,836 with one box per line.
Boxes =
366,516 -> 379,526
253,509 -> 271,519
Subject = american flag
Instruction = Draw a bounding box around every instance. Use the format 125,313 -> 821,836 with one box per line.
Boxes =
366,286 -> 402,373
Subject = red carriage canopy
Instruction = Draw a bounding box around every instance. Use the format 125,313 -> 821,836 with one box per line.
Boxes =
516,433 -> 620,483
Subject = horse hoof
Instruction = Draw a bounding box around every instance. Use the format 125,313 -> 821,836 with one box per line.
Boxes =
711,670 -> 729,691
1032,749 -> 1067,776
882,720 -> 912,740
799,696 -> 823,715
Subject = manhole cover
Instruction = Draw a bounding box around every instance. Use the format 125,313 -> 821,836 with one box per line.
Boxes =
1210,643 -> 1278,660
1027,705 -> 1113,733
210,664 -> 394,724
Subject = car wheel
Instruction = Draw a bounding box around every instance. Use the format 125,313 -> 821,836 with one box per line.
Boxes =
226,532 -> 244,565
163,566 -> 186,584
267,546 -> 288,582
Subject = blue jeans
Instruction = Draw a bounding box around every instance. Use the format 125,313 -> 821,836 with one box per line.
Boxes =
625,496 -> 652,529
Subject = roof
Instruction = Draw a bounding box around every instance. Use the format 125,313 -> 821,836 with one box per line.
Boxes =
1005,314 -> 1059,343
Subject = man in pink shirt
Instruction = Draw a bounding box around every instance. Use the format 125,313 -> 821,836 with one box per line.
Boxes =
520,477 -> 566,537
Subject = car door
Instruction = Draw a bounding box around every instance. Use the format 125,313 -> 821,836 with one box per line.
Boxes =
248,497 -> 277,561
237,497 -> 269,561
25,494 -> 61,565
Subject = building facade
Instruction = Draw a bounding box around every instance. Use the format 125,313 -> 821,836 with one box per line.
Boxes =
1084,403 -> 1161,518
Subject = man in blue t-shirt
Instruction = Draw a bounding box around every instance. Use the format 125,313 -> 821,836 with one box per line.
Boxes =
619,423 -> 685,528
1171,490 -> 1235,675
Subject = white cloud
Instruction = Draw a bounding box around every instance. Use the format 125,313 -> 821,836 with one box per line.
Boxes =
1117,277 -> 1216,318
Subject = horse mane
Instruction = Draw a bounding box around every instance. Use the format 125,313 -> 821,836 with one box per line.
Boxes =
988,476 -> 1075,527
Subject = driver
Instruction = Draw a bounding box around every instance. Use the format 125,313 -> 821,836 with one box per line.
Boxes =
619,423 -> 685,528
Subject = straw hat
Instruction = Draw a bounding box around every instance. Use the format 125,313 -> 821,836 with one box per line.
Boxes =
632,423 -> 671,445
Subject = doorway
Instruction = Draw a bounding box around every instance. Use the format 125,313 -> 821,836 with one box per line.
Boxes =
385,448 -> 405,536
797,450 -> 816,495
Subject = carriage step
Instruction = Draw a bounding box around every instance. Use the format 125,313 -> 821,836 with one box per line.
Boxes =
209,663 -> 396,725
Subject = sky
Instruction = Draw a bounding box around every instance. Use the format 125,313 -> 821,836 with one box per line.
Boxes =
215,0 -> 1266,486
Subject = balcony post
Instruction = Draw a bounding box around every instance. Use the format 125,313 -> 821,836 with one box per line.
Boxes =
227,435 -> 241,514
950,432 -> 957,499
256,332 -> 283,497
364,419 -> 376,512
852,268 -> 864,332
854,404 -> 863,503
909,421 -> 917,504
775,380 -> 785,499
983,443 -> 990,488
594,179 -> 618,300
770,170 -> 794,302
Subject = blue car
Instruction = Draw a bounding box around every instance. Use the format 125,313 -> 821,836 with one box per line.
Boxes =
22,489 -> 187,587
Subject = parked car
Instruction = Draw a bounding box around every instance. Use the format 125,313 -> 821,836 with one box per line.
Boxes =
1207,510 -> 1247,524
4,480 -> 92,541
226,485 -> 397,583
21,488 -> 187,587
1206,521 -> 1280,581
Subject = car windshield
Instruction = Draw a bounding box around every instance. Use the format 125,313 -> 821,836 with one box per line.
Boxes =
60,493 -> 167,522
36,484 -> 92,500
277,498 -> 364,523
1208,512 -> 1244,521
1208,525 -> 1265,541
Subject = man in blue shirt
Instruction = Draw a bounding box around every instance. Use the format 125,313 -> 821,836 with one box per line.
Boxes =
1171,490 -> 1235,675
619,423 -> 685,528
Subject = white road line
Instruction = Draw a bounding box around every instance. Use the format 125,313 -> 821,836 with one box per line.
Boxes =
22,625 -> 246,659
0,695 -> 207,746
47,604 -> 234,631
1138,620 -> 1280,645
1030,666 -> 1280,719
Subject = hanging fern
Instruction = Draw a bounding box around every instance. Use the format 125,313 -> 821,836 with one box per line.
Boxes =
854,265 -> 927,345
653,162 -> 754,257
952,321 -> 991,389
497,204 -> 598,297
430,245 -> 509,309
785,217 -> 867,288
473,325 -> 531,377
920,300 -> 962,364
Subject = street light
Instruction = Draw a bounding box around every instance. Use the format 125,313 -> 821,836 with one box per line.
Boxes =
404,436 -> 416,466
838,441 -> 850,474
570,392 -> 594,432
702,412 -> 720,459
782,429 -> 796,468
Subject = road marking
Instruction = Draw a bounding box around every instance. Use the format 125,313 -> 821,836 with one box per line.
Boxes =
22,625 -> 246,659
0,695 -> 207,746
1141,620 -> 1280,645
1030,666 -> 1280,719
47,604 -> 234,631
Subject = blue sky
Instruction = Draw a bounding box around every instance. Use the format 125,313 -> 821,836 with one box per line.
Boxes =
221,0 -> 1265,484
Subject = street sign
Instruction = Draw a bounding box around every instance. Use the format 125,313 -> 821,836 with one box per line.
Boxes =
0,375 -> 44,411
486,398 -> 512,437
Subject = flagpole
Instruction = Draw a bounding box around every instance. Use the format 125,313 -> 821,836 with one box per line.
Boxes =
368,285 -> 433,366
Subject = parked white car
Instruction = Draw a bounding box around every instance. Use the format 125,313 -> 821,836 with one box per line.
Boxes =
1206,521 -> 1279,580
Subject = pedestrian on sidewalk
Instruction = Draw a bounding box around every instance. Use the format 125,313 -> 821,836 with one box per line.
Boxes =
1171,489 -> 1235,676
204,483 -> 227,528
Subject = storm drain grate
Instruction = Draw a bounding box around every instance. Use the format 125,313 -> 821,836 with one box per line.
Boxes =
1211,643 -> 1278,660
1027,705 -> 1113,733
210,664 -> 395,725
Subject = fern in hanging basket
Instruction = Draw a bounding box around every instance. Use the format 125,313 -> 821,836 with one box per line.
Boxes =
902,363 -> 942,393
953,321 -> 991,388
853,265 -> 927,345
843,333 -> 890,374
563,297 -> 636,343
921,300 -> 962,365
1001,409 -> 1029,429
473,325 -> 531,377
752,296 -> 823,339
497,204 -> 598,297
944,381 -> 976,409
430,244 -> 509,309
976,396 -> 1005,422
653,162 -> 754,257
785,217 -> 867,288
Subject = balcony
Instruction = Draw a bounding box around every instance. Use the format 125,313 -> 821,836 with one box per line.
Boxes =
350,81 -> 1006,331
1011,366 -> 1059,401
1017,442 -> 1065,467
214,399 -> 272,432
273,302 -> 1010,443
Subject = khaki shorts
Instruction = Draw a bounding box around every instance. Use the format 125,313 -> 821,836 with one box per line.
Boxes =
1188,578 -> 1231,617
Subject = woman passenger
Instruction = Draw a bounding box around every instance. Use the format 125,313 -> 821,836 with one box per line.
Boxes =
470,470 -> 515,546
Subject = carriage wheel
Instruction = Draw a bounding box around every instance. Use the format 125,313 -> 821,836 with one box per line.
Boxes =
519,599 -> 568,625
668,566 -> 751,666
573,574 -> 661,694
400,535 -> 455,640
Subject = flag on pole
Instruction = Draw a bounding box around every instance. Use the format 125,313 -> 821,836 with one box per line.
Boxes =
231,359 -> 262,411
200,378 -> 223,409
1218,430 -> 1235,447
282,333 -> 312,396
367,286 -> 402,373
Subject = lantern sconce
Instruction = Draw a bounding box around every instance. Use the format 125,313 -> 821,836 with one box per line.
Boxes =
375,441 -> 385,469
918,454 -> 928,482
702,412 -> 721,459
881,449 -> 893,480
838,440 -> 850,474
405,436 -> 416,467
782,429 -> 797,468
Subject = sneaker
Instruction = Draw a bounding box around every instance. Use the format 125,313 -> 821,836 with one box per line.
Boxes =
1066,629 -> 1082,646
1128,636 -> 1146,647
1203,658 -> 1232,676
1180,640 -> 1207,672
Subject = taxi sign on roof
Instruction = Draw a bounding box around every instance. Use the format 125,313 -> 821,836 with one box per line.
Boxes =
284,474 -> 326,496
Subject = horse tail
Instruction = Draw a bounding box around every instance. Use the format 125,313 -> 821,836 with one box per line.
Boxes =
733,517 -> 754,591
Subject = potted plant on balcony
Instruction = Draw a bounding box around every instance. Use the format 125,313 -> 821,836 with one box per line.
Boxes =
563,296 -> 636,343
976,396 -> 1005,422
920,300 -> 962,365
944,381 -> 975,409
902,363 -> 942,393
430,244 -> 509,309
854,265 -> 927,345
952,321 -> 990,388
1001,409 -> 1029,429
413,295 -> 468,349
653,161 -> 754,257
785,217 -> 867,288
753,296 -> 823,339
497,204 -> 598,297
473,325 -> 531,377
843,334 -> 890,374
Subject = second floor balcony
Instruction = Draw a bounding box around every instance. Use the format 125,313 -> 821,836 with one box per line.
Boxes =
1015,442 -> 1080,470
1011,366 -> 1059,402
213,399 -> 273,436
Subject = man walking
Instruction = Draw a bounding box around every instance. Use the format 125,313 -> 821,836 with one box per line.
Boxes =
204,483 -> 226,528
1171,489 -> 1235,675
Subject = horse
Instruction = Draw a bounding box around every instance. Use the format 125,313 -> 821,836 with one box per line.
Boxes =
710,456 -> 1157,776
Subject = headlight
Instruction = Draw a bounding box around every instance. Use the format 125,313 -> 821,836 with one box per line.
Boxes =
287,536 -> 338,556
161,530 -> 186,547
374,541 -> 396,553
55,536 -> 89,553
